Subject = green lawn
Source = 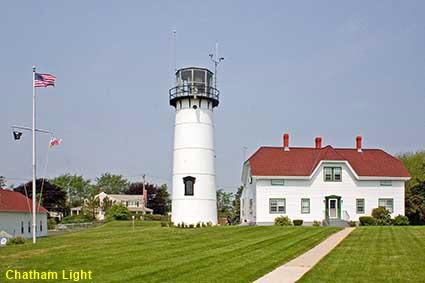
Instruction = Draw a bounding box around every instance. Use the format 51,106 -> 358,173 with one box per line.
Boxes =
298,226 -> 425,283
1,221 -> 340,283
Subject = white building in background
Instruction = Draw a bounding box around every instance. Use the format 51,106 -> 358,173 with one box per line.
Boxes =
71,191 -> 152,220
95,192 -> 152,220
169,67 -> 219,225
0,189 -> 48,238
241,134 -> 411,226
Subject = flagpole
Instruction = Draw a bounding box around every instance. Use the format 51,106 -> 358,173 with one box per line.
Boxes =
32,66 -> 37,244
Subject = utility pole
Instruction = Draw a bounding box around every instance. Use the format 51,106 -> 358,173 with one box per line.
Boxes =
142,174 -> 146,194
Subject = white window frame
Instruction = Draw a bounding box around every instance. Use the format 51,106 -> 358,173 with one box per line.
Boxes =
324,167 -> 342,182
301,198 -> 310,214
356,198 -> 365,214
271,179 -> 285,186
269,198 -> 286,214
378,198 -> 394,213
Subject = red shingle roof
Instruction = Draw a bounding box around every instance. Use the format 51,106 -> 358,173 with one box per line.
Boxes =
248,145 -> 410,178
0,189 -> 48,213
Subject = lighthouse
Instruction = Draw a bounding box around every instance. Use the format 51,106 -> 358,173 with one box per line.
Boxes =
169,67 -> 219,225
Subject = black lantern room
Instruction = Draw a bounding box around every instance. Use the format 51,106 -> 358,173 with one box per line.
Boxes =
169,67 -> 219,108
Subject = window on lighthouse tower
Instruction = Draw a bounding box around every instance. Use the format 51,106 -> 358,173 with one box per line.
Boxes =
183,176 -> 195,196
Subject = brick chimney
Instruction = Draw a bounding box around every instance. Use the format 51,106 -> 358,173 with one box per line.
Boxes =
283,133 -> 290,151
143,187 -> 148,207
315,137 -> 322,149
356,136 -> 362,152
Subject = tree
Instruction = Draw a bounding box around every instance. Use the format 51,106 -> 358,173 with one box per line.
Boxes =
398,151 -> 425,224
95,173 -> 129,194
216,189 -> 234,218
398,151 -> 425,191
150,184 -> 171,215
50,174 -> 92,207
105,203 -> 131,221
14,179 -> 67,214
0,176 -> 6,189
84,195 -> 100,220
405,181 -> 425,225
233,186 -> 244,223
101,196 -> 113,214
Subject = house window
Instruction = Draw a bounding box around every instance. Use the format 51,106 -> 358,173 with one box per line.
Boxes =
183,176 -> 195,196
249,199 -> 253,214
271,179 -> 285,186
380,180 -> 392,186
356,199 -> 365,214
324,167 -> 342,182
28,221 -> 31,233
379,198 -> 394,213
249,176 -> 253,184
242,199 -> 245,216
21,221 -> 24,234
270,198 -> 286,214
301,198 -> 310,214
40,220 -> 43,232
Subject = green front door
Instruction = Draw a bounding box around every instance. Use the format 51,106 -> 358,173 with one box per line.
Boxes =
328,198 -> 338,218
325,195 -> 341,219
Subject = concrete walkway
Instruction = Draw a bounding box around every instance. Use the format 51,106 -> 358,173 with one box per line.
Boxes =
254,227 -> 355,283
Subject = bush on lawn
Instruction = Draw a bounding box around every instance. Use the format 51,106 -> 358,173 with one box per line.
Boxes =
372,207 -> 392,226
274,216 -> 292,226
394,215 -> 410,226
61,214 -> 94,224
144,214 -> 169,222
372,207 -> 388,219
7,237 -> 25,245
47,218 -> 57,230
160,222 -> 168,227
293,219 -> 303,226
359,216 -> 375,226
105,203 -> 131,221
348,221 -> 356,227
312,220 -> 321,227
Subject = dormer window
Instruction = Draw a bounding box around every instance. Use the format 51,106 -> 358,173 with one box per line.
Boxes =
324,167 -> 342,182
183,176 -> 195,196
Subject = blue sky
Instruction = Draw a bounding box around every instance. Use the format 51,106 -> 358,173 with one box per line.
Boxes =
1,1 -> 424,192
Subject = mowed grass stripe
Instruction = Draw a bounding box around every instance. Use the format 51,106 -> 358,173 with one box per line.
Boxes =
1,222 -> 340,283
297,226 -> 425,283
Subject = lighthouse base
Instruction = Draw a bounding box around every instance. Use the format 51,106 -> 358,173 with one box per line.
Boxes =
171,199 -> 217,225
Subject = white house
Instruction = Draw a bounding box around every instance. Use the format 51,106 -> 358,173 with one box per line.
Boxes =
240,134 -> 411,226
0,189 -> 48,238
94,192 -> 152,220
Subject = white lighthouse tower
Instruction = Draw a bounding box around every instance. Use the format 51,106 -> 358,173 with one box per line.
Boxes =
169,67 -> 219,225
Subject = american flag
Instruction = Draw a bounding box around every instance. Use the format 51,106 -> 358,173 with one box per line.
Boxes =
49,137 -> 62,148
34,73 -> 56,87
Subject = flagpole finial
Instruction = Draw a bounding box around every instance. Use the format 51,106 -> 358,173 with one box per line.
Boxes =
32,66 -> 36,72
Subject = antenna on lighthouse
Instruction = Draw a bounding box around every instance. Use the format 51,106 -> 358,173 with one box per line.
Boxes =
172,29 -> 177,73
209,42 -> 224,89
